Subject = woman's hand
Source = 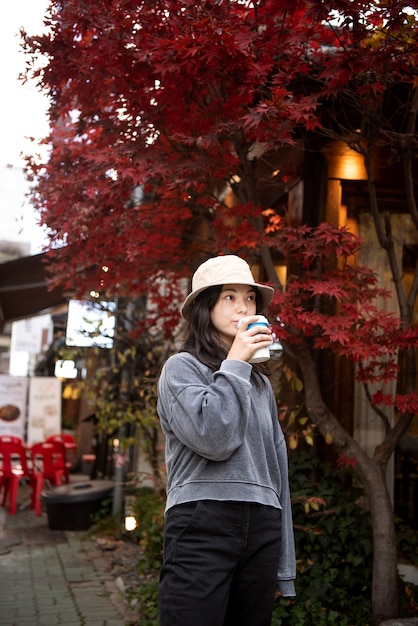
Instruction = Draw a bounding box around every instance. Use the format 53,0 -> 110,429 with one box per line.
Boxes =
226,315 -> 272,363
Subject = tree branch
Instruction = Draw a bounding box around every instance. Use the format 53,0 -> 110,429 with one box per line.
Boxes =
404,86 -> 418,231
363,382 -> 391,434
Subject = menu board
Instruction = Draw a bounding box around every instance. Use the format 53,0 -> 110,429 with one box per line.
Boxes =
26,377 -> 62,445
0,375 -> 28,439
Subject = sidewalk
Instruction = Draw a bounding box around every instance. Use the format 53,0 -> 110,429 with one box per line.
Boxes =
0,479 -> 132,626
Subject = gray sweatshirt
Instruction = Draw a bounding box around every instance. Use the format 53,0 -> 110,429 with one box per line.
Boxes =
157,351 -> 296,596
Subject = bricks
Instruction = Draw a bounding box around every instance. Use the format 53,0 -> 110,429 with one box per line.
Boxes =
0,492 -> 127,625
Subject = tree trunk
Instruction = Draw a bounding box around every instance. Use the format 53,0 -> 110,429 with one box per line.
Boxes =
292,341 -> 399,620
363,461 -> 398,621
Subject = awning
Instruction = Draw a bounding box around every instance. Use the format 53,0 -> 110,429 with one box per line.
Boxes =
0,253 -> 67,331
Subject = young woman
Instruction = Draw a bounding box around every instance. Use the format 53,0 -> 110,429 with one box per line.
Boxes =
157,255 -> 296,626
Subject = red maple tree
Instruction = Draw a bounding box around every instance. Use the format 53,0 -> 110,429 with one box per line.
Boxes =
22,1 -> 418,620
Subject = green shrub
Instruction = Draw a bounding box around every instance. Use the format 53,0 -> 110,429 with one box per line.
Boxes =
396,518 -> 418,618
129,486 -> 165,571
126,454 -> 418,624
273,452 -> 375,625
396,519 -> 418,567
125,579 -> 159,626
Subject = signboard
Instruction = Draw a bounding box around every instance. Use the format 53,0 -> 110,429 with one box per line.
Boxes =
66,300 -> 115,348
0,375 -> 28,440
27,377 -> 62,445
11,314 -> 53,354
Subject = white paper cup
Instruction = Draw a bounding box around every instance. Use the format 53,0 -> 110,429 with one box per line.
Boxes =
247,316 -> 270,363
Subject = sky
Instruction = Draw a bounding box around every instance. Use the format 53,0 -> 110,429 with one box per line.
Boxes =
0,0 -> 50,254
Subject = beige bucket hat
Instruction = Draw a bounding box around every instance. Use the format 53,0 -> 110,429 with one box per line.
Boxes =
181,255 -> 275,321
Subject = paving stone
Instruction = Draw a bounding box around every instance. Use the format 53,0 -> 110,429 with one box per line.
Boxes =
0,484 -> 128,626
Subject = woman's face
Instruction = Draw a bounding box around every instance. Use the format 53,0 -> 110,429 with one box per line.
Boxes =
210,283 -> 257,347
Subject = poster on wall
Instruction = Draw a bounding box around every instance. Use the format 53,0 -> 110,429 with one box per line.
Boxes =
27,377 -> 62,446
11,314 -> 53,354
0,375 -> 28,440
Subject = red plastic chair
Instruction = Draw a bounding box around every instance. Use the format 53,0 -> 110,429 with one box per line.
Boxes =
30,442 -> 67,487
46,433 -> 75,446
0,440 -> 42,515
0,435 -> 24,445
0,436 -> 28,508
46,434 -> 76,482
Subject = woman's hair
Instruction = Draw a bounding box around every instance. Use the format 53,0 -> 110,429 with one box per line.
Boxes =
181,284 -> 269,385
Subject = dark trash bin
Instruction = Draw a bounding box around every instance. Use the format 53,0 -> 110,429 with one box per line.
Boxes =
41,480 -> 114,530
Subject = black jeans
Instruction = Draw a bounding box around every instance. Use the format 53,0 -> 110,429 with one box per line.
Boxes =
159,500 -> 282,626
